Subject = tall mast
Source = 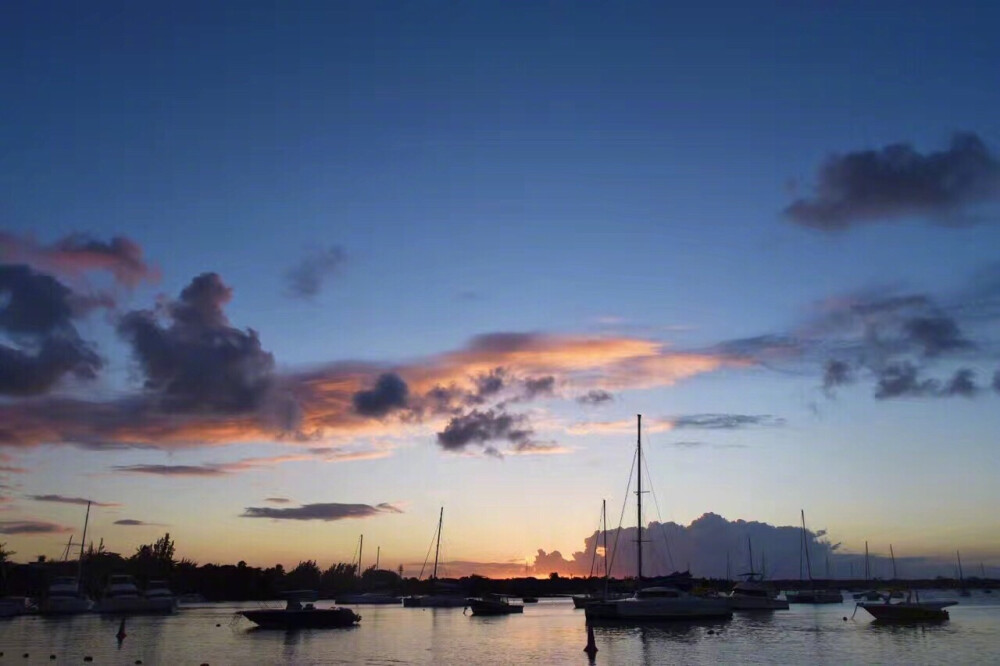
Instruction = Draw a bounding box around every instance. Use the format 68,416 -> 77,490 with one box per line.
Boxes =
890,544 -> 897,579
865,541 -> 870,582
358,534 -> 364,578
602,498 -> 609,597
376,546 -> 380,571
747,537 -> 754,576
957,551 -> 964,584
432,507 -> 444,580
76,501 -> 91,591
635,414 -> 643,592
801,510 -> 814,582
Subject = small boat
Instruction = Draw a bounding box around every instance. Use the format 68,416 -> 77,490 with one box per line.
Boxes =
468,594 -> 524,616
584,416 -> 733,623
0,597 -> 34,617
241,591 -> 361,629
857,590 -> 957,622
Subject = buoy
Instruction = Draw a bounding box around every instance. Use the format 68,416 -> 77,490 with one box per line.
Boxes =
136,661 -> 143,664
584,623 -> 598,655
117,617 -> 127,642
50,656 -> 57,660
84,658 -> 93,663
216,623 -> 221,627
707,629 -> 715,635
842,616 -> 848,621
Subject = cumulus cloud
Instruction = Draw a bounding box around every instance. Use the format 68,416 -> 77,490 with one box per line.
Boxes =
117,272 -> 276,414
437,408 -> 534,454
0,520 -> 71,535
786,132 -> 1000,229
0,264 -> 102,396
286,246 -> 347,298
0,232 -> 159,287
29,494 -> 119,507
241,502 -> 402,521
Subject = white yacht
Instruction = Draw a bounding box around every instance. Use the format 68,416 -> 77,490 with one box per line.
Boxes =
143,580 -> 178,613
39,576 -> 93,615
96,575 -> 146,614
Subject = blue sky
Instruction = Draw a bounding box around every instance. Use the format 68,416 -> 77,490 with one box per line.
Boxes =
2,1 -> 999,577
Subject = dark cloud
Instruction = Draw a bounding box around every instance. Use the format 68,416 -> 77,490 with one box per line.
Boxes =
667,441 -> 707,449
286,246 -> 347,298
29,494 -> 118,507
0,264 -> 102,396
944,369 -> 978,397
0,232 -> 158,287
352,373 -> 409,417
672,414 -> 785,429
117,273 -> 275,414
874,363 -> 939,399
112,464 -> 228,477
241,502 -> 402,521
437,408 -> 533,453
521,376 -> 555,399
786,132 -> 1000,229
904,316 -> 973,357
822,360 -> 853,392
265,497 -> 291,504
0,520 -> 71,535
469,368 -> 506,404
577,389 -> 614,405
114,519 -> 152,526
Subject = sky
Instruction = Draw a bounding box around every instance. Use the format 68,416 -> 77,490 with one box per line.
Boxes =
1,1 -> 999,580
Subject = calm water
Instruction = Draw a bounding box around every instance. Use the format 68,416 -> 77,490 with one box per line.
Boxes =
1,592 -> 998,664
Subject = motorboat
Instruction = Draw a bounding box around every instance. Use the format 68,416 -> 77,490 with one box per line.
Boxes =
143,580 -> 178,613
39,576 -> 93,615
468,594 -> 524,616
572,592 -> 629,609
96,574 -> 146,614
856,590 -> 957,622
241,591 -> 361,629
0,597 -> 33,617
584,416 -> 732,623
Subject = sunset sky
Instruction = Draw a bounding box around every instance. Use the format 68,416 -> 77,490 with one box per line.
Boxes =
2,2 -> 999,579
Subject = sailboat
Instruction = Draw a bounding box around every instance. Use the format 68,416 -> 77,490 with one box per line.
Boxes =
728,538 -> 788,610
785,511 -> 842,604
856,547 -> 958,623
402,508 -> 467,608
39,501 -> 94,615
585,415 -> 732,622
335,535 -> 402,605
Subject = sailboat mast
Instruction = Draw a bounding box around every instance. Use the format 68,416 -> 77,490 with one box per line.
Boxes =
957,551 -> 964,583
602,498 -> 609,597
748,537 -> 754,576
801,510 -> 814,582
865,541 -> 870,582
358,534 -> 364,577
376,546 -> 380,571
635,414 -> 643,592
76,501 -> 91,591
432,507 -> 443,580
890,544 -> 897,579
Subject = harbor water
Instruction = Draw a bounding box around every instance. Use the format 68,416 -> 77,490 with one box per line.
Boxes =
1,592 -> 997,664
